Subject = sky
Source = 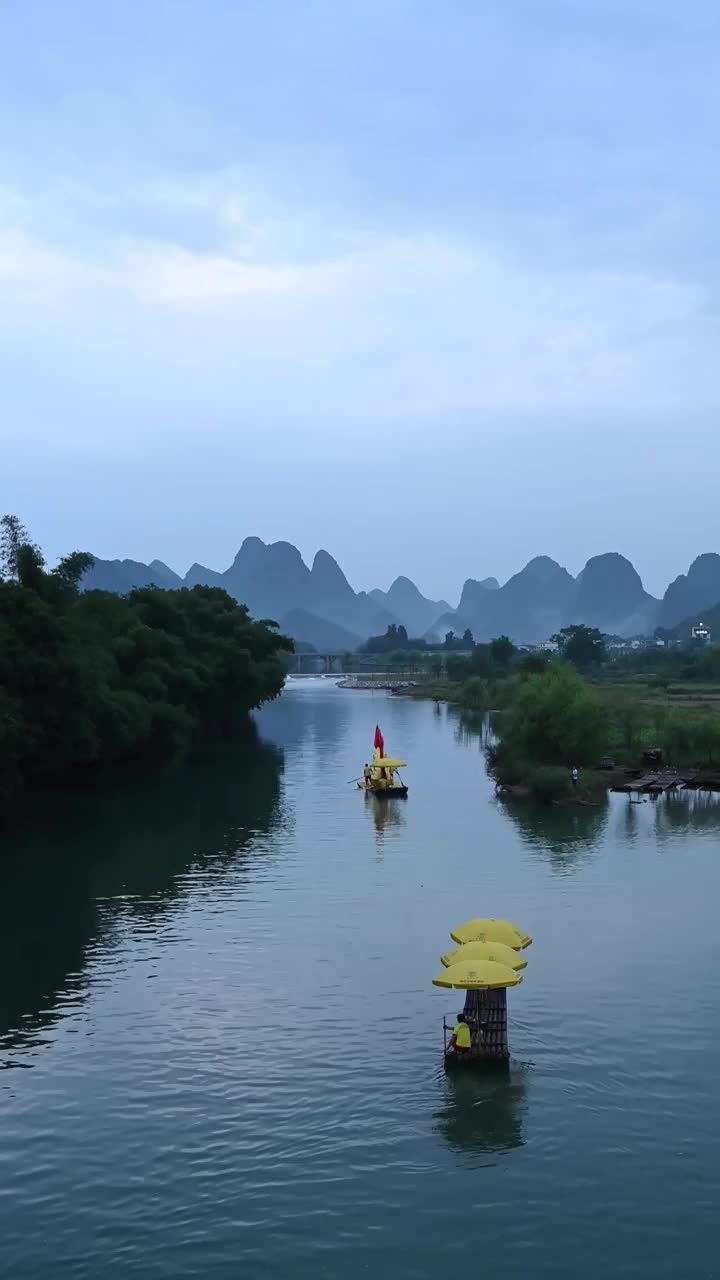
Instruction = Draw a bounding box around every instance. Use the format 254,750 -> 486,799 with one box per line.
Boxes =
2,0 -> 720,604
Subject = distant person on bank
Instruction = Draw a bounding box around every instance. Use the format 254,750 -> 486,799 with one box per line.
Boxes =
571,767 -> 579,789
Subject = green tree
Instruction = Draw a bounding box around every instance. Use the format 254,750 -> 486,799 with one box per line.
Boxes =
499,664 -> 608,766
490,635 -> 515,666
660,709 -> 720,766
446,654 -> 470,682
461,628 -> 474,648
364,623 -> 405,653
518,651 -> 549,676
459,676 -> 489,710
608,695 -> 645,762
15,543 -> 46,591
702,645 -> 720,680
468,644 -> 494,677
0,519 -> 291,816
443,630 -> 456,650
0,515 -> 40,580
551,624 -> 607,669
53,551 -> 95,593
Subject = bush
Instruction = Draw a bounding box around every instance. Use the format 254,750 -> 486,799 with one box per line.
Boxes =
527,767 -> 572,804
487,743 -> 531,787
457,676 -> 489,710
499,664 -> 608,766
660,708 -> 720,766
446,654 -> 470,682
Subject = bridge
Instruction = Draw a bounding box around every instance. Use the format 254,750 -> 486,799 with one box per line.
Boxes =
287,648 -> 475,675
288,651 -> 347,674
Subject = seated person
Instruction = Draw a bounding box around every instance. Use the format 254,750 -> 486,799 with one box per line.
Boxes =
449,1012 -> 471,1054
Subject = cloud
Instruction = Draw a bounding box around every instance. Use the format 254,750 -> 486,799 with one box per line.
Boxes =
0,229 -> 106,292
0,172 -> 718,422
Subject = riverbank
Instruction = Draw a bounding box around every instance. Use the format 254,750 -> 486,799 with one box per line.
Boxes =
407,663 -> 720,802
336,676 -> 419,691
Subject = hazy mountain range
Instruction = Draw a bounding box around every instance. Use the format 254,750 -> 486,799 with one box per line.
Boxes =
81,540 -> 720,649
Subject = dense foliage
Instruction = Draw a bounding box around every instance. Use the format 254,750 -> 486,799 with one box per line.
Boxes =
364,623 -> 422,653
0,519 -> 291,812
497,664 -> 609,767
362,623 -> 476,654
610,641 -> 720,683
487,658 -> 720,799
551,624 -> 607,668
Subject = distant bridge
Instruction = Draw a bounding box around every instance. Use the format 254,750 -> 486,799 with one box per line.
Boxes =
288,652 -> 346,674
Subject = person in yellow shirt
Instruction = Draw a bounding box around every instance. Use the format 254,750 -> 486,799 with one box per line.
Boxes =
450,1012 -> 471,1055
363,763 -> 373,789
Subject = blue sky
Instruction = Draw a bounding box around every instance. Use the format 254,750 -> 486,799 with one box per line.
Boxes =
2,0 -> 719,601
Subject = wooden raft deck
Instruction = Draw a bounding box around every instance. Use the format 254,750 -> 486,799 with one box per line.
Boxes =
613,768 -> 714,793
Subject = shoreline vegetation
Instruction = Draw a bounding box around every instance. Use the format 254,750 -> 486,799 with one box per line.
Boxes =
0,516 -> 291,819
339,625 -> 720,805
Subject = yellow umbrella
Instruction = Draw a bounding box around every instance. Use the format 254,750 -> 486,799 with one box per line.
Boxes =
372,758 -> 407,769
432,958 -> 522,990
440,939 -> 527,971
450,918 -> 532,950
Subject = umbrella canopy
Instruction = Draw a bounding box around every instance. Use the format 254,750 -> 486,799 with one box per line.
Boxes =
450,918 -> 532,950
432,958 -> 522,990
372,757 -> 407,769
440,939 -> 527,971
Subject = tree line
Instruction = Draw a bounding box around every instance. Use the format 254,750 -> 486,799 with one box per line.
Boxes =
0,516 -> 291,815
363,623 -> 476,653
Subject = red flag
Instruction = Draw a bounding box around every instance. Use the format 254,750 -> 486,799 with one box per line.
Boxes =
374,725 -> 384,756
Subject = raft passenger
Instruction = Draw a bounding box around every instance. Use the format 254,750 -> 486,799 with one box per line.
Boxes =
450,1013 -> 471,1055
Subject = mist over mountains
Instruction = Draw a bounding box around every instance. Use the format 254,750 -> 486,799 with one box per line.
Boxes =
82,540 -> 720,649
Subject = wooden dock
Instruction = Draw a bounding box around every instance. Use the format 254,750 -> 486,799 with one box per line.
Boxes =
620,771 -> 659,792
613,767 -> 719,793
645,770 -> 686,793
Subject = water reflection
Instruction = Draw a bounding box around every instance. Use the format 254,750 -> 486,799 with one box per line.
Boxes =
257,677 -> 351,753
451,709 -> 487,751
501,797 -> 608,871
365,792 -> 407,845
655,789 -> 720,835
607,789 -> 720,846
0,729 -> 284,1057
433,1065 -> 527,1162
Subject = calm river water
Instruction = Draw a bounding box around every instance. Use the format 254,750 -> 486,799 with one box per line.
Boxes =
2,680 -> 720,1278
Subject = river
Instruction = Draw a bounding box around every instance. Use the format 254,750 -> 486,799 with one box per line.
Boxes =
2,679 -> 719,1278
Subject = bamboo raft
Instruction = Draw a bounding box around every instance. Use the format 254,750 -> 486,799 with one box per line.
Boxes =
359,783 -> 408,797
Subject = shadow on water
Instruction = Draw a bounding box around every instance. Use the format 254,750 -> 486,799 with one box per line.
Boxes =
0,723 -> 284,1058
433,1063 -> 528,1164
499,796 -> 609,871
